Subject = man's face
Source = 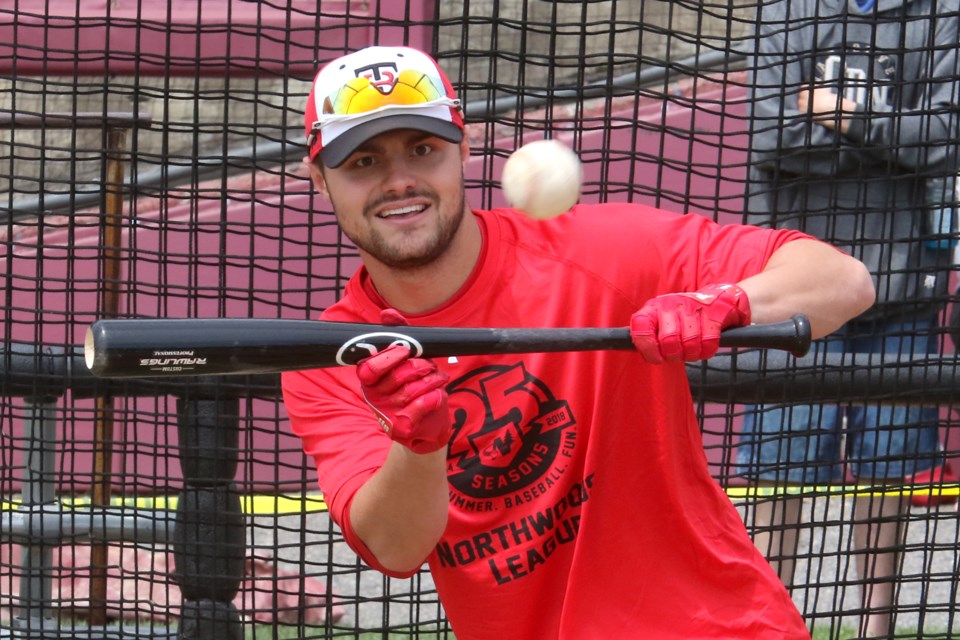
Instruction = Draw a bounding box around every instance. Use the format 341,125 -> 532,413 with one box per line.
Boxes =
309,128 -> 469,270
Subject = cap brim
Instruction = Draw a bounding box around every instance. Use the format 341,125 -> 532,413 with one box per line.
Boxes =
319,114 -> 464,168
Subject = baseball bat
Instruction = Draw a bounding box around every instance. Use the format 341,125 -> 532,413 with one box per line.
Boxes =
84,314 -> 811,378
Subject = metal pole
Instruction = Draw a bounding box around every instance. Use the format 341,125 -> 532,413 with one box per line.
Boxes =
88,126 -> 129,627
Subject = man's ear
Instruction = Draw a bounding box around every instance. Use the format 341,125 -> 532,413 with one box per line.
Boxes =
459,135 -> 471,165
303,156 -> 330,200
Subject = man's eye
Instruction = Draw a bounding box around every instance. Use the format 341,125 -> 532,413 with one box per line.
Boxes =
353,156 -> 376,168
412,144 -> 433,157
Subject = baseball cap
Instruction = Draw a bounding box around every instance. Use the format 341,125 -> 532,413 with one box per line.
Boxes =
304,46 -> 464,168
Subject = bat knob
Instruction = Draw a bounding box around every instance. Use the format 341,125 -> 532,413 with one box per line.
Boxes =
789,314 -> 812,357
84,326 -> 97,372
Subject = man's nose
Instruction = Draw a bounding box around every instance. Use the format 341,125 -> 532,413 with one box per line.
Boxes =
381,157 -> 417,193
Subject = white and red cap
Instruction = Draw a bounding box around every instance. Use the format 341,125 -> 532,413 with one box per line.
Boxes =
304,46 -> 465,168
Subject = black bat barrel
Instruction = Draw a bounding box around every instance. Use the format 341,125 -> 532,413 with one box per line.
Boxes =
84,319 -> 634,378
85,315 -> 810,379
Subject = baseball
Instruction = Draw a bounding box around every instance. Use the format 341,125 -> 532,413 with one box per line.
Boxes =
501,139 -> 582,220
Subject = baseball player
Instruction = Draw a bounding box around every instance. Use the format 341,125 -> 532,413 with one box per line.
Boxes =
282,46 -> 875,639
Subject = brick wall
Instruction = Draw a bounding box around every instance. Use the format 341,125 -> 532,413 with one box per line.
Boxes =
0,1 -> 756,201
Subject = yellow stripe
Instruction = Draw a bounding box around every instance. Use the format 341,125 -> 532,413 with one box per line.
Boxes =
0,493 -> 328,515
242,494 -> 328,514
725,484 -> 960,499
3,485 -> 956,515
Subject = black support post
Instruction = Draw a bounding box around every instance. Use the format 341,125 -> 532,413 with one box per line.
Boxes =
172,396 -> 245,640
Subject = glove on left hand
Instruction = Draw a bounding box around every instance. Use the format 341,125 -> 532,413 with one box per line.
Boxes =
356,308 -> 452,455
630,283 -> 751,363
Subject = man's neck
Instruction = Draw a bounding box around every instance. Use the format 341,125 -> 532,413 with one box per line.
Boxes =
363,211 -> 483,314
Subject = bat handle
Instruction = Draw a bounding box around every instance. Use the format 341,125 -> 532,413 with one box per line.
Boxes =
718,313 -> 812,357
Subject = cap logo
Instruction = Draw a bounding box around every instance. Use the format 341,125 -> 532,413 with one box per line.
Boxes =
355,61 -> 399,92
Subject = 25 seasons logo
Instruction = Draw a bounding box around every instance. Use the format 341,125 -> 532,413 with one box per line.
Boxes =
440,362 -> 585,583
446,362 -> 576,499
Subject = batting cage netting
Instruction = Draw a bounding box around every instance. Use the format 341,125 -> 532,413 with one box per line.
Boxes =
1,1 -> 958,638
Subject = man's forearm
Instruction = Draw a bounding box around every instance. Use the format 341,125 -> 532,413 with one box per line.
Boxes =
349,443 -> 450,574
738,239 -> 876,338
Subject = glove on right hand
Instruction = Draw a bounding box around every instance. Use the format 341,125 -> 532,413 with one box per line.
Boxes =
356,343 -> 451,455
630,283 -> 751,363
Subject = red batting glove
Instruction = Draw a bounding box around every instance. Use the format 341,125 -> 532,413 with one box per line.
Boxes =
356,342 -> 452,455
630,283 -> 751,363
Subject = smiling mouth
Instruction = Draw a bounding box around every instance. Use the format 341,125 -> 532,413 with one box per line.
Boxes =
377,204 -> 428,218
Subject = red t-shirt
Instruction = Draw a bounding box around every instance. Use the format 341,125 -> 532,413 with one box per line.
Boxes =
282,205 -> 812,639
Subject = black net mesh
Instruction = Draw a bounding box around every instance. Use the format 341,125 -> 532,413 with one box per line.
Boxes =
0,1 -> 958,638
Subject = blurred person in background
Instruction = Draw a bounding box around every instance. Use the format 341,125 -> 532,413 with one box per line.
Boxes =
736,0 -> 960,636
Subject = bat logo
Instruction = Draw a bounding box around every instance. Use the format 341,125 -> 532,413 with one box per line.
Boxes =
335,332 -> 424,365
138,349 -> 207,372
139,356 -> 208,371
